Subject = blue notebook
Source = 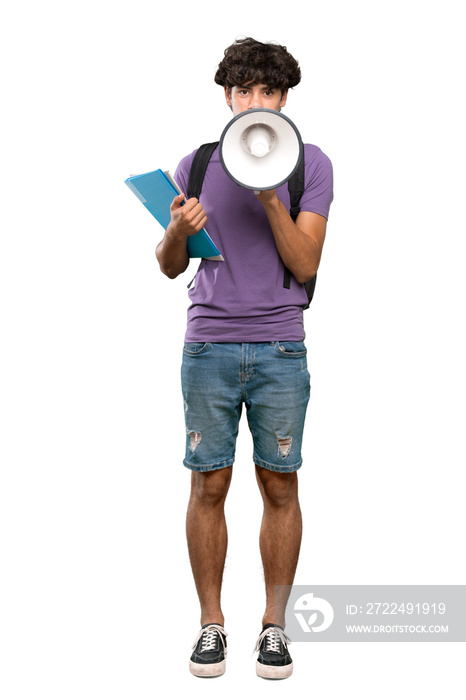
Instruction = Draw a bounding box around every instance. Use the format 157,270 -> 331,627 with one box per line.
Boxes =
125,169 -> 223,261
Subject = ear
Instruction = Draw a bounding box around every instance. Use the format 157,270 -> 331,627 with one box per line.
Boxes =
224,86 -> 232,109
280,89 -> 289,110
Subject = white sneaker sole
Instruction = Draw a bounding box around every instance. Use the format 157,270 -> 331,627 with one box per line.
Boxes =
256,660 -> 293,679
189,659 -> 226,677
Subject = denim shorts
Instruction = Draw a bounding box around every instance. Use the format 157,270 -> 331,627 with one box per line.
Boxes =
181,342 -> 310,473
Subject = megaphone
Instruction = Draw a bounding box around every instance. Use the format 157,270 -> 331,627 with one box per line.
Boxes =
219,108 -> 303,192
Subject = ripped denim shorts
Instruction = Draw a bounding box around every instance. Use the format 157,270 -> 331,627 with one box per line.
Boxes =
181,342 -> 310,473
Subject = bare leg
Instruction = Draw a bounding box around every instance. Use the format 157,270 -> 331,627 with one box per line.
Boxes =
186,466 -> 233,627
255,465 -> 302,629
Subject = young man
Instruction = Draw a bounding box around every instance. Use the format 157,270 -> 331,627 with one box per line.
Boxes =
156,37 -> 333,679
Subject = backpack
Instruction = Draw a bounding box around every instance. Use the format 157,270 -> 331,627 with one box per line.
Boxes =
187,142 -> 316,309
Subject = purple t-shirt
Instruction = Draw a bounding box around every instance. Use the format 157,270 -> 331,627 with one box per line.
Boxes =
174,143 -> 333,342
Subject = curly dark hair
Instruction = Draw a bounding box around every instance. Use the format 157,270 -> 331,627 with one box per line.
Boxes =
214,37 -> 301,93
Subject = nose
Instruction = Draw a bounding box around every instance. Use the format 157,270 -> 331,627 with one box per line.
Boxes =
247,88 -> 263,110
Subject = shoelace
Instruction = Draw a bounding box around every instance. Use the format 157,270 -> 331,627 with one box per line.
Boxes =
254,626 -> 291,653
192,624 -> 227,653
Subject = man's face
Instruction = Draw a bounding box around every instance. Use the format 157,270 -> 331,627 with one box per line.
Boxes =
225,84 -> 288,116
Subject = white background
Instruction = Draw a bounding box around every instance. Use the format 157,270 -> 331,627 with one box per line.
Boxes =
1,0 -> 465,698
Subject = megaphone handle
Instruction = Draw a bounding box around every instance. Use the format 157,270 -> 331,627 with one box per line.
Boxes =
254,190 -> 261,195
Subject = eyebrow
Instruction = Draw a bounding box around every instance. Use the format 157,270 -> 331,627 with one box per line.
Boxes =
237,85 -> 276,91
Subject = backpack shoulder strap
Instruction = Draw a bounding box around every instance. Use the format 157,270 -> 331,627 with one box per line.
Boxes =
185,142 -> 219,291
187,142 -> 219,200
288,153 -> 305,224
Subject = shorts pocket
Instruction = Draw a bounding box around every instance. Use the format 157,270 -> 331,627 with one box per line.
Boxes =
274,341 -> 307,358
183,342 -> 210,356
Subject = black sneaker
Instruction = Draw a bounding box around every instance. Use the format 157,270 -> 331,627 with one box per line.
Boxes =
254,623 -> 293,679
189,623 -> 227,677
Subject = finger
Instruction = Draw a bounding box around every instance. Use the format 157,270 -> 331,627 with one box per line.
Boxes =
181,201 -> 205,224
189,211 -> 208,232
181,196 -> 201,213
170,193 -> 185,211
187,203 -> 207,225
187,220 -> 208,236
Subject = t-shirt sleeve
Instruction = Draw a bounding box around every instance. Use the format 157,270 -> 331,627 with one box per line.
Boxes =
299,146 -> 334,220
174,150 -> 196,197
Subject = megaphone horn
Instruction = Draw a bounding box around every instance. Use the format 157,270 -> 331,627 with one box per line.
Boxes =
219,108 -> 303,192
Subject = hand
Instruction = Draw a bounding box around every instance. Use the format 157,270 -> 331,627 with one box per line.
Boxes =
167,193 -> 208,239
255,188 -> 279,206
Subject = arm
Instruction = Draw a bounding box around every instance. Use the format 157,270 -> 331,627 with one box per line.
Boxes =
256,189 -> 327,284
155,193 -> 208,279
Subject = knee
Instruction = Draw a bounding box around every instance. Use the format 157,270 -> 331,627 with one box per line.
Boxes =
190,467 -> 232,507
256,466 -> 299,508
